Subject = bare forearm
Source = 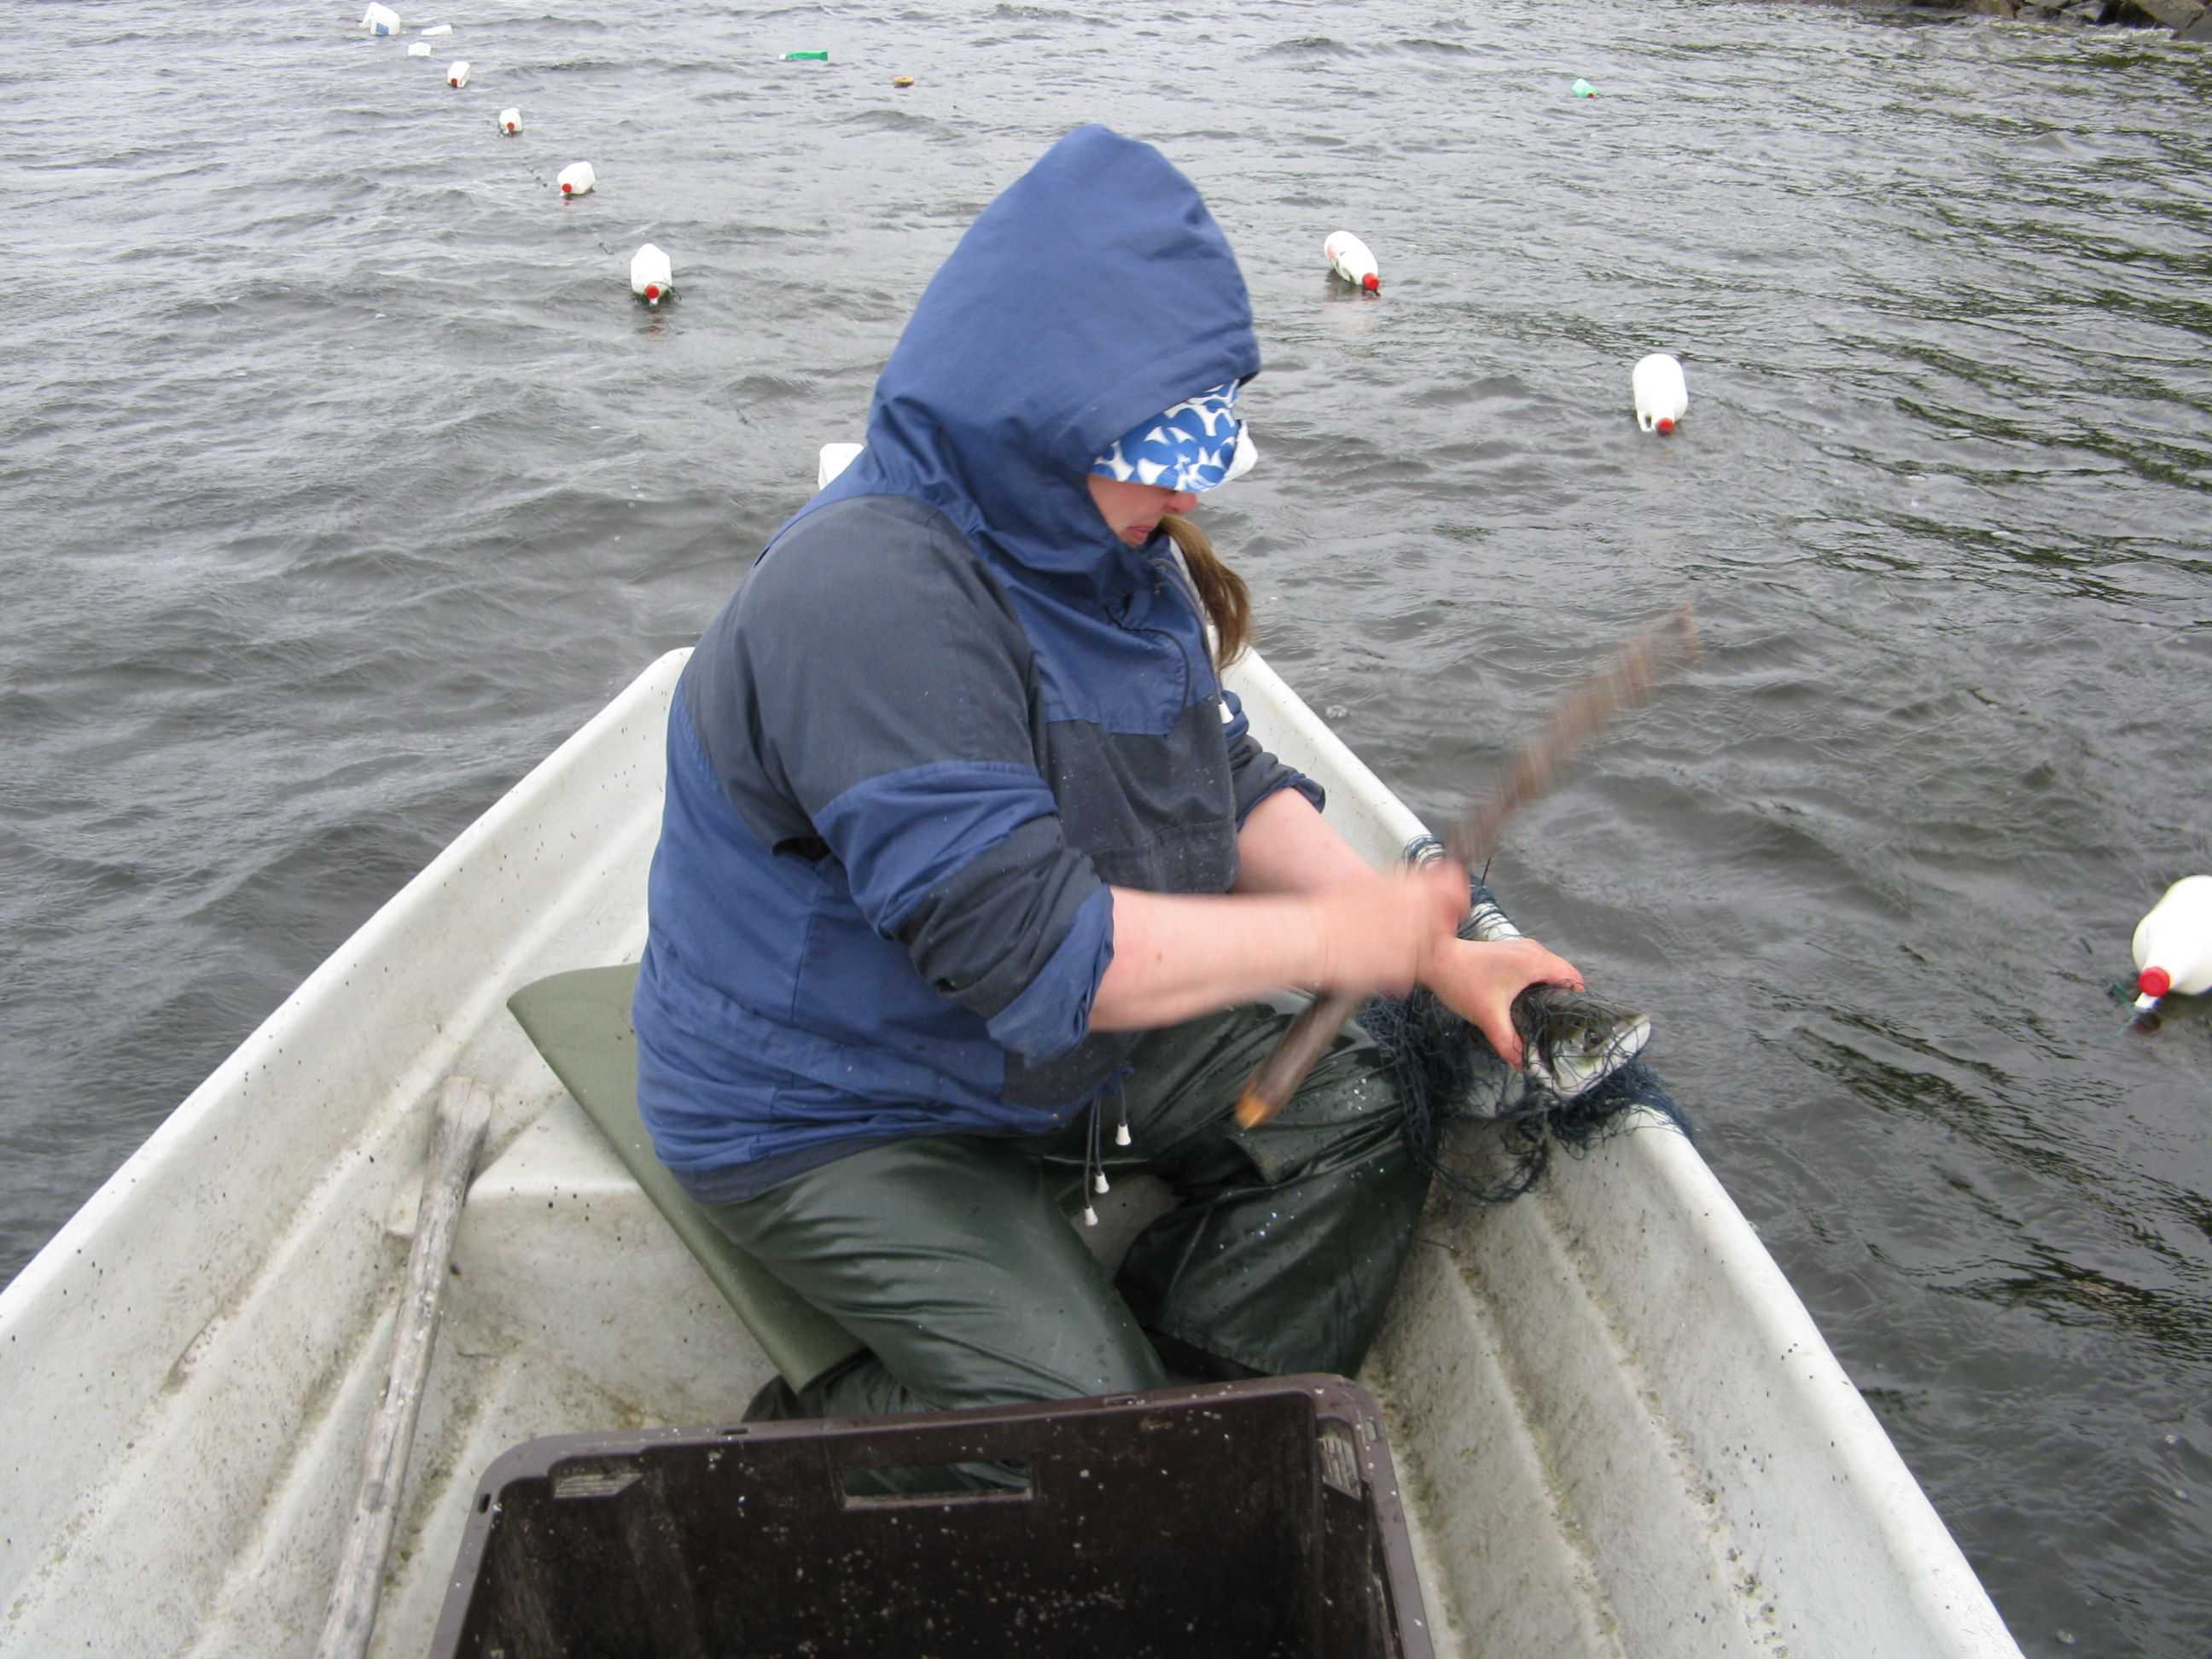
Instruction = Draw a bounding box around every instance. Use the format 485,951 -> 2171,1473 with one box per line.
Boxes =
1085,785 -> 1583,1060
1231,786 -> 1375,894
1090,888 -> 1325,1031
1091,791 -> 1370,1030
1092,789 -> 1418,1031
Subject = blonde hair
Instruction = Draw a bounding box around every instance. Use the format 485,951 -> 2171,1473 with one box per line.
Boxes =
1159,514 -> 1250,669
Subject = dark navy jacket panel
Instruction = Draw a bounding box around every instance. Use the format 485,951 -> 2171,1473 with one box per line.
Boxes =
1003,558 -> 1215,735
685,494 -> 1040,846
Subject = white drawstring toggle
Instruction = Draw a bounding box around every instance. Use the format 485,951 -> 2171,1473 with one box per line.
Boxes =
1094,1170 -> 1110,1195
1082,1204 -> 1099,1227
1115,1121 -> 1131,1146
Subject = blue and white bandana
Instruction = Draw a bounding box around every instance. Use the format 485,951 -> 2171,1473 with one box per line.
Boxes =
1091,381 -> 1256,492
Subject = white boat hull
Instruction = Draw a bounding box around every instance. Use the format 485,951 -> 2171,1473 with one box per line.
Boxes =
0,649 -> 2023,1658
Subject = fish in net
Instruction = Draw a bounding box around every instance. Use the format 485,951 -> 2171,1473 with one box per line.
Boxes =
1359,883 -> 1691,1206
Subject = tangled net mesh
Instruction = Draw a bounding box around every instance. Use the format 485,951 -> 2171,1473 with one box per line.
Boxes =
1359,882 -> 1691,1206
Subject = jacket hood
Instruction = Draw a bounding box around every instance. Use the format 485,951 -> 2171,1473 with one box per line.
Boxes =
789,125 -> 1260,591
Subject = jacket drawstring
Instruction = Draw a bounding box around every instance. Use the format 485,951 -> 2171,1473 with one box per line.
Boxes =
1080,1081 -> 1131,1227
1082,1095 -> 1110,1226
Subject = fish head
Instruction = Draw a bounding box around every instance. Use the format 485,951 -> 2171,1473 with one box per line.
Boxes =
1513,986 -> 1651,1099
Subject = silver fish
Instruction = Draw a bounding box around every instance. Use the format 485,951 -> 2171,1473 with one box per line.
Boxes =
1511,985 -> 1650,1101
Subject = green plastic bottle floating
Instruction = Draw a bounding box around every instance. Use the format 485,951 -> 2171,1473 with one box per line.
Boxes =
783,49 -> 829,60
1571,78 -> 1596,96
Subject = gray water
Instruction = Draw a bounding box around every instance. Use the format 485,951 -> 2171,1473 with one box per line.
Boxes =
3,0 -> 2209,1649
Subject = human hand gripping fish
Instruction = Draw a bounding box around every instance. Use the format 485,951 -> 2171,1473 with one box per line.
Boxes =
1234,605 -> 1701,1129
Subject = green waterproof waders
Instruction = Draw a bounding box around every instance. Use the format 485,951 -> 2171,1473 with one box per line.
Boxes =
696,1000 -> 1428,1429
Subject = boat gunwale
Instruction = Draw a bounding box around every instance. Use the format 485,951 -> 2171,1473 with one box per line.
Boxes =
1224,647 -> 2022,1659
0,650 -> 692,1341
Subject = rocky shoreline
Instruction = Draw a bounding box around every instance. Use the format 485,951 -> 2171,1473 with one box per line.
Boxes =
1944,0 -> 2212,38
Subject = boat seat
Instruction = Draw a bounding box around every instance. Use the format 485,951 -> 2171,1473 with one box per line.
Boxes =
505,964 -> 866,1394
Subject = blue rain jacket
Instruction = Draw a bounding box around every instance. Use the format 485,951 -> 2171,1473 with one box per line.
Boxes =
632,126 -> 1317,1199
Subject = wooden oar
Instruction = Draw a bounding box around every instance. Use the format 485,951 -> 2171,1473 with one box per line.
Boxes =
1235,606 -> 1700,1129
313,1075 -> 493,1659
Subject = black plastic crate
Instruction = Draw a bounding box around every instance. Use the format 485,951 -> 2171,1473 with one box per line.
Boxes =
428,1376 -> 1435,1659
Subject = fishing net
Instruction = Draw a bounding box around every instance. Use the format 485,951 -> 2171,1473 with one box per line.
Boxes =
1359,880 -> 1691,1207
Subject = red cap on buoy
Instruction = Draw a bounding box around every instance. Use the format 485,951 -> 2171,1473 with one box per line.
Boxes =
2139,966 -> 2172,998
1362,273 -> 1379,292
1656,416 -> 1674,434
561,182 -> 573,193
644,284 -> 661,300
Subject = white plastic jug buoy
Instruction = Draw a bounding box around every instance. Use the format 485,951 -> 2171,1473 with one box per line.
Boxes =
445,59 -> 469,86
406,39 -> 430,55
630,243 -> 673,306
1225,425 -> 1259,484
421,20 -> 451,34
557,161 -> 595,197
2132,876 -> 2212,1011
817,443 -> 864,489
362,3 -> 401,35
1324,230 -> 1380,293
498,107 -> 522,134
1633,353 -> 1688,434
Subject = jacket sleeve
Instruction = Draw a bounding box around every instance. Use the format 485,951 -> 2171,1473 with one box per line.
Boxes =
1220,687 -> 1324,826
723,505 -> 1111,1062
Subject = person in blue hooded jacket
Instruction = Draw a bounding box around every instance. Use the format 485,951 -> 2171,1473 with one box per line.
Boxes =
633,125 -> 1579,1426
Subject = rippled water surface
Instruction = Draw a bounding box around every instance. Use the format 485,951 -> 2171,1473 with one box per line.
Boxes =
4,0 -> 2209,1649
